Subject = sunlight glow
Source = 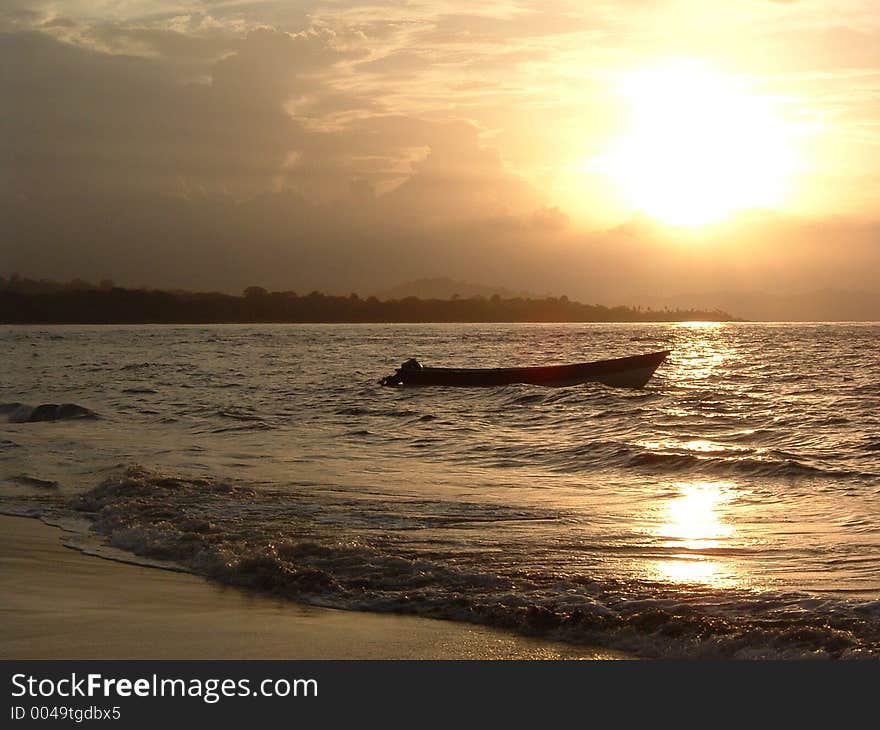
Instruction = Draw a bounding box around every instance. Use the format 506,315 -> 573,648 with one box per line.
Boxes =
655,557 -> 723,584
665,319 -> 731,383
593,60 -> 799,226
652,481 -> 739,587
662,481 -> 736,546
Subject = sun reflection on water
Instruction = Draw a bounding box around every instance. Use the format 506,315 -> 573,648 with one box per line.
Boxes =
652,481 -> 739,587
636,438 -> 728,453
669,321 -> 732,383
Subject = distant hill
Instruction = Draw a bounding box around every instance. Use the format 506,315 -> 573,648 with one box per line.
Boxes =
376,277 -> 537,301
638,289 -> 880,322
0,277 -> 735,324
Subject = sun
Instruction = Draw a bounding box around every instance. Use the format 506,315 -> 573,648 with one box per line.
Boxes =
594,60 -> 797,226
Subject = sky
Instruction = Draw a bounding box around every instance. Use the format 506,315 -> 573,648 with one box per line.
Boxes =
2,1 -> 880,314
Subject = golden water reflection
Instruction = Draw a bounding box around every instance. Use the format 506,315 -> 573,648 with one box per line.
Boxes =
647,325 -> 740,586
670,321 -> 731,382
652,481 -> 740,588
636,438 -> 728,453
677,321 -> 722,328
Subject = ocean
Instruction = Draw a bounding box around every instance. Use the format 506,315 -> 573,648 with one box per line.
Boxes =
2,322 -> 879,658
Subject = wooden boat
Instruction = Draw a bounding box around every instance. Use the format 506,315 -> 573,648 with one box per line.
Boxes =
380,350 -> 670,389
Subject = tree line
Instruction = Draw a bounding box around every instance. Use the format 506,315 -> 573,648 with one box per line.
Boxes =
0,276 -> 736,323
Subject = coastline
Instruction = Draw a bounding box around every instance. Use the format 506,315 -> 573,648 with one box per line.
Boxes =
0,515 -> 629,660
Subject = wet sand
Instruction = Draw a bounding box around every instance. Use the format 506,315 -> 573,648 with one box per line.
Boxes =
0,515 -> 627,659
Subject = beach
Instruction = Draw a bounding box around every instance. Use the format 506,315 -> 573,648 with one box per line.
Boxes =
0,515 -> 624,660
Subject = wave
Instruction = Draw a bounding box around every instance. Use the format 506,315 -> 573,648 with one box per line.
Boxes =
10,474 -> 59,489
336,406 -> 422,418
58,466 -> 880,659
208,423 -> 273,434
456,437 -> 878,482
216,408 -> 265,422
3,402 -> 97,423
623,450 -> 868,480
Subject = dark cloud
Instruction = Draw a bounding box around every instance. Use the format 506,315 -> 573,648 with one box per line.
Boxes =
1,30 -> 301,198
2,24 -> 549,290
83,22 -> 234,66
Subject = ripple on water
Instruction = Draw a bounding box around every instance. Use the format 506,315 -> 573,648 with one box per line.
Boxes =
1,322 -> 879,657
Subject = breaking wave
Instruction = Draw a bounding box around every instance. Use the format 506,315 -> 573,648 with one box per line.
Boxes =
38,466 -> 879,659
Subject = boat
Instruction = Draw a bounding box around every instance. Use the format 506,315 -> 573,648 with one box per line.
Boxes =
380,350 -> 671,389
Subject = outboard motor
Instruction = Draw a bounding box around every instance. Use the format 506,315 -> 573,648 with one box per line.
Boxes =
380,358 -> 422,386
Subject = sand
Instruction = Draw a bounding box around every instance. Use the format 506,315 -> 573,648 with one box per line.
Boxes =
0,515 -> 626,659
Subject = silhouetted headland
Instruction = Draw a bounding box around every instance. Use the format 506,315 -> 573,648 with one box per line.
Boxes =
0,276 -> 737,324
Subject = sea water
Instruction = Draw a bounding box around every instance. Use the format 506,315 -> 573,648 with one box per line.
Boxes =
1,322 -> 879,658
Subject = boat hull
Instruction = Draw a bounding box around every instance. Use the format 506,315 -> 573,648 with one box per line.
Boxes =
382,350 -> 671,389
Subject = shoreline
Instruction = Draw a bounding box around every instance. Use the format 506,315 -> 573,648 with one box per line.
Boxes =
0,515 -> 629,660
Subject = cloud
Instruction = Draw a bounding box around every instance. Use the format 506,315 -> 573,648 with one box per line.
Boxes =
1,18 -> 550,288
1,30 -> 303,198
212,27 -> 361,104
2,1 -> 880,306
355,50 -> 434,78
